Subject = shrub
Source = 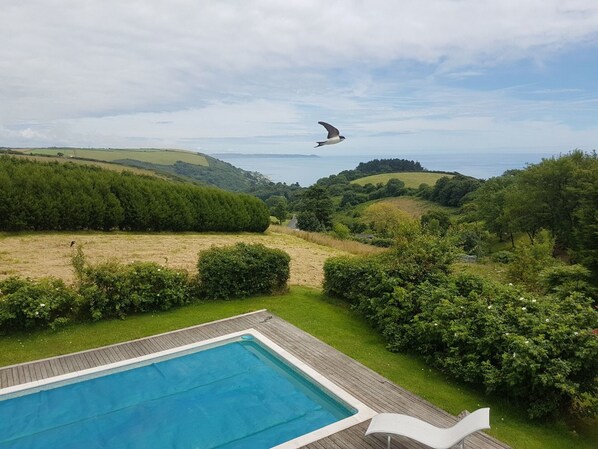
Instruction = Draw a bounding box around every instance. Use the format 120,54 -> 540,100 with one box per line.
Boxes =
78,261 -> 192,320
331,222 -> 351,240
327,262 -> 598,419
197,243 -> 290,300
492,250 -> 516,264
507,230 -> 558,290
380,232 -> 459,285
0,277 -> 81,333
323,256 -> 396,304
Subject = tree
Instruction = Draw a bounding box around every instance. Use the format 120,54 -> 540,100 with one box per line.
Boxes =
362,202 -> 418,238
296,185 -> 333,231
265,195 -> 288,223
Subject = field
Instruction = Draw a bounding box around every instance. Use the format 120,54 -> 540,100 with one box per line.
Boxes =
4,153 -> 166,178
377,196 -> 455,218
349,196 -> 456,220
0,230 -> 355,288
352,171 -> 453,188
17,147 -> 209,166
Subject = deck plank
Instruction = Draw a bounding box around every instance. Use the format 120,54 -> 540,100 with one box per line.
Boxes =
0,311 -> 510,449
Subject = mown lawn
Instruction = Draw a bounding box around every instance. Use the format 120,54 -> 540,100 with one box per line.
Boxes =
1,287 -> 595,449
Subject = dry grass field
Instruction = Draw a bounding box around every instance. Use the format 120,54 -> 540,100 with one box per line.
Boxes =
0,229 -> 364,288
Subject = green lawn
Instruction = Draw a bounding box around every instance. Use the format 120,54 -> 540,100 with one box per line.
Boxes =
19,148 -> 209,166
1,287 -> 595,449
352,172 -> 453,188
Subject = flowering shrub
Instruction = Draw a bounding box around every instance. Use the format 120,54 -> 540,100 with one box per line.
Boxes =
78,261 -> 192,320
324,252 -> 598,419
197,243 -> 290,300
0,277 -> 81,333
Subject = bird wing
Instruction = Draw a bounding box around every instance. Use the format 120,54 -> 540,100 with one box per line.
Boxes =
318,121 -> 340,139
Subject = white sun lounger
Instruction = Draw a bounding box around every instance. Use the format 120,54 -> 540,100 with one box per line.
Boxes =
365,407 -> 490,449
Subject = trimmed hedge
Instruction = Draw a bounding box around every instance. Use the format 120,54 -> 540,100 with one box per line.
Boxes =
0,156 -> 270,232
197,243 -> 290,300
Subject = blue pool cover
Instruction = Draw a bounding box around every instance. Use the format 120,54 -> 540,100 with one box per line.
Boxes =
0,339 -> 356,449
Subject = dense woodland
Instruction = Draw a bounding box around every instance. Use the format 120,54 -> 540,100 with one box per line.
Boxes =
0,157 -> 269,232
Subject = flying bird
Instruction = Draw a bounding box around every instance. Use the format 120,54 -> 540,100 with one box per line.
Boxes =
315,121 -> 345,148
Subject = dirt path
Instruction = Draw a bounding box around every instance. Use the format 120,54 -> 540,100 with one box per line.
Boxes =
0,231 -> 350,288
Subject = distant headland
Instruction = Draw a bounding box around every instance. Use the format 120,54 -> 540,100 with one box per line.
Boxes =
210,153 -> 320,159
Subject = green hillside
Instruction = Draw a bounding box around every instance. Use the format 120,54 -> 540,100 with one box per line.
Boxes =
7,147 -> 270,192
352,172 -> 453,188
21,147 -> 209,166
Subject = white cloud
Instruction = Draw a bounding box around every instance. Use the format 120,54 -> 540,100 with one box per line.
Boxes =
1,1 -> 597,153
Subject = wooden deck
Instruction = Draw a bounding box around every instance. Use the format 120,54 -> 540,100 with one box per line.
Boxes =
0,310 -> 510,449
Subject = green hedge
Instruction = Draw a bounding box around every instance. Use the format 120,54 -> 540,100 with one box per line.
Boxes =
197,243 -> 290,300
78,261 -> 193,320
324,249 -> 598,419
0,262 -> 193,333
0,156 -> 270,232
0,277 -> 82,332
323,256 -> 396,303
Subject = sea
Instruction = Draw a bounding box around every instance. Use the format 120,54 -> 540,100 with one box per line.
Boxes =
212,152 -> 559,186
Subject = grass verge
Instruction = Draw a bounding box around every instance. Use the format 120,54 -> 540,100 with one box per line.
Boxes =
1,287 -> 595,449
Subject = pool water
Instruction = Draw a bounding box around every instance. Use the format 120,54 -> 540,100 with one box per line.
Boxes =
0,338 -> 356,449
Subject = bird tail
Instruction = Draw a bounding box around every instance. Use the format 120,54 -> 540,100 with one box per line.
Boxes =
314,141 -> 326,148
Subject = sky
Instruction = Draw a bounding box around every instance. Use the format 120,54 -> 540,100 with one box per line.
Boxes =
1,0 -> 598,157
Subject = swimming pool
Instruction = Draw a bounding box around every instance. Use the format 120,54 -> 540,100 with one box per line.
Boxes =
0,330 -> 375,448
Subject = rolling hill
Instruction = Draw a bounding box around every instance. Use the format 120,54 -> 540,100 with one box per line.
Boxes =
4,147 -> 271,192
351,172 -> 453,189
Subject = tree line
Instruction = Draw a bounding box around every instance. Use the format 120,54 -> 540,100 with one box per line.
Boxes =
469,150 -> 598,279
0,157 -> 270,232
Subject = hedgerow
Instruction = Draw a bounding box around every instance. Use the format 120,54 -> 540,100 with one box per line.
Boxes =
0,156 -> 269,232
77,261 -> 193,321
0,277 -> 82,332
324,238 -> 598,419
197,243 -> 290,300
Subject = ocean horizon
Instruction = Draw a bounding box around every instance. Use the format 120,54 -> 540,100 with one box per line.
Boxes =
213,152 -> 560,186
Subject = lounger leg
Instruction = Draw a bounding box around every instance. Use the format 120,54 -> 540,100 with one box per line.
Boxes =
387,435 -> 391,449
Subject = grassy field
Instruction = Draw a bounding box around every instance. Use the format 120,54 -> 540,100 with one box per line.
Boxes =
0,229 -> 359,288
352,172 -> 453,188
377,196 -> 456,218
1,287 -> 595,449
348,196 -> 456,220
3,153 -> 167,178
16,147 -> 209,166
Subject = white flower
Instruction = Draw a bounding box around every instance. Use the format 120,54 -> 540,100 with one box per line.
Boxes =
487,305 -> 493,309
519,297 -> 524,301
35,311 -> 39,316
531,299 -> 537,303
508,283 -> 513,286
434,323 -> 438,326
40,303 -> 45,307
521,307 -> 527,311
545,318 -> 550,322
573,332 -> 579,336
512,352 -> 516,358
525,340 -> 529,344
505,332 -> 510,336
